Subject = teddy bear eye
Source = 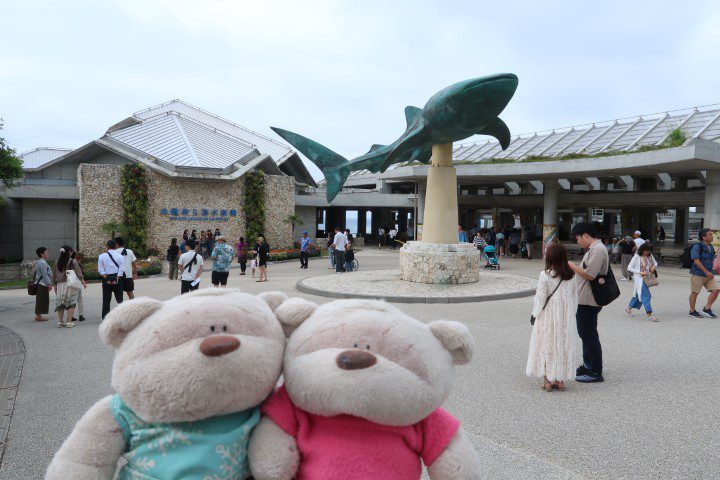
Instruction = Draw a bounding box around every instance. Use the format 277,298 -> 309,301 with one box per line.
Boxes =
366,345 -> 371,350
353,343 -> 358,348
223,325 -> 227,332
210,326 -> 215,332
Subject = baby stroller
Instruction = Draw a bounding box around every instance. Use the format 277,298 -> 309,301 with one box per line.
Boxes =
483,245 -> 500,270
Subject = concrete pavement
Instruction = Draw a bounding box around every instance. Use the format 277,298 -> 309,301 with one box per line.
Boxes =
0,250 -> 719,479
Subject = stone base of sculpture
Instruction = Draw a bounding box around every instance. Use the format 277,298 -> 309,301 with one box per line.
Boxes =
399,242 -> 481,284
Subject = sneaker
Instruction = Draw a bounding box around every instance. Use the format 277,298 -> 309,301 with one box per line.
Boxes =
79,316 -> 86,322
689,310 -> 704,318
576,373 -> 604,383
702,308 -> 718,319
575,364 -> 590,376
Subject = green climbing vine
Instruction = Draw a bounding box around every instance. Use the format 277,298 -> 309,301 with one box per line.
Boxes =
120,163 -> 149,257
243,170 -> 266,246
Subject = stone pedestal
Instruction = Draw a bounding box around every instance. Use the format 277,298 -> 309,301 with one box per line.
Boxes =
421,143 -> 458,244
399,241 -> 481,284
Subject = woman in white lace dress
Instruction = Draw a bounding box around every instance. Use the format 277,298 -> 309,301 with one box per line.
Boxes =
526,243 -> 578,391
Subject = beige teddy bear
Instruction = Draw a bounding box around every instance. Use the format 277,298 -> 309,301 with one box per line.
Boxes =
46,288 -> 290,480
248,298 -> 481,480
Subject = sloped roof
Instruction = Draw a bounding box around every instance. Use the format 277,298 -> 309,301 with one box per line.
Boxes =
329,103 -> 720,185
130,99 -> 294,162
108,112 -> 257,169
19,147 -> 72,169
453,104 -> 720,163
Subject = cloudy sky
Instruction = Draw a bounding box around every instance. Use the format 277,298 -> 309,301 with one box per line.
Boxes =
2,0 -> 719,178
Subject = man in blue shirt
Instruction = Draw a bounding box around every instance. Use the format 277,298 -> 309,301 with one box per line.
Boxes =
299,231 -> 313,269
689,228 -> 719,318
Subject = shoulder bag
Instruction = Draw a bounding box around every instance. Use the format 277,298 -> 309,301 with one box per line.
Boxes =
641,257 -> 659,287
583,259 -> 620,306
530,279 -> 562,326
65,261 -> 82,291
183,253 -> 199,273
27,275 -> 41,296
105,253 -> 120,284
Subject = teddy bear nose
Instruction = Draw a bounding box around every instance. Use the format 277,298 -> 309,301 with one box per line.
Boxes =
336,349 -> 377,370
200,336 -> 240,357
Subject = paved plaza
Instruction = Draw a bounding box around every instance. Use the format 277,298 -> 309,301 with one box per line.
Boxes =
0,249 -> 719,479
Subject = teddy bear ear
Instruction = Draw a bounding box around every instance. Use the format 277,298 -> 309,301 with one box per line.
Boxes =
257,291 -> 290,312
274,297 -> 318,337
428,320 -> 475,365
99,297 -> 164,348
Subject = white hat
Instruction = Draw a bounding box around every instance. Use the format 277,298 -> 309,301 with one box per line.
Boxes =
634,230 -> 641,235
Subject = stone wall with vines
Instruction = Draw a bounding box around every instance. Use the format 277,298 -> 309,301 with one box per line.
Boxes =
121,163 -> 149,257
243,170 -> 266,246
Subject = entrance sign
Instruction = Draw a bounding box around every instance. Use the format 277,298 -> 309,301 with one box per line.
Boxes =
159,208 -> 237,222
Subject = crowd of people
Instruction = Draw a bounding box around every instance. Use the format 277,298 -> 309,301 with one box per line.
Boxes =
526,223 -> 719,391
327,227 -> 355,272
167,229 -> 275,293
31,236 -> 138,328
459,224 -> 535,260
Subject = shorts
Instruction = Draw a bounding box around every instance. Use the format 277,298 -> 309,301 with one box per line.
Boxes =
181,280 -> 199,294
258,258 -> 267,267
212,270 -> 230,286
690,275 -> 719,293
120,277 -> 135,293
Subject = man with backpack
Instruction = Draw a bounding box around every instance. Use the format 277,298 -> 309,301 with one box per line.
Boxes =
568,222 -> 610,383
688,228 -> 719,319
178,241 -> 203,294
98,240 -> 125,319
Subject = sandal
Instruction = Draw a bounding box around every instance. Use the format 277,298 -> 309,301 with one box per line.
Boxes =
648,316 -> 659,322
541,380 -> 553,391
555,381 -> 566,391
255,280 -> 263,283
625,307 -> 633,317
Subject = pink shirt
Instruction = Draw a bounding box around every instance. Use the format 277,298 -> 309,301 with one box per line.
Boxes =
261,386 -> 460,480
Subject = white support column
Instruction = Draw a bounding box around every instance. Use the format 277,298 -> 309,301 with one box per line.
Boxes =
422,143 -> 458,244
705,170 -> 720,230
542,181 -> 559,257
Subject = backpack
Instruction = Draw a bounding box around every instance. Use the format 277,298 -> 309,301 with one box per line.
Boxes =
680,243 -> 700,269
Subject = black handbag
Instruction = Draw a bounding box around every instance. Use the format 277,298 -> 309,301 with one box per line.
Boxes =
584,261 -> 620,306
530,279 -> 562,326
27,277 -> 41,296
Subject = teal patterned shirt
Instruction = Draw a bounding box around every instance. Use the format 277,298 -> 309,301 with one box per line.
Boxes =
110,394 -> 259,480
211,243 -> 235,272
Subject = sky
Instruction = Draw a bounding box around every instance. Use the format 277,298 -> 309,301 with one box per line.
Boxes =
2,0 -> 719,180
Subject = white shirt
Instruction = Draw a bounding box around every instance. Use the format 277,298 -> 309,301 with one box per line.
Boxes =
178,250 -> 204,281
389,229 -> 397,238
98,250 -> 124,276
114,247 -> 137,277
633,238 -> 645,250
333,232 -> 348,251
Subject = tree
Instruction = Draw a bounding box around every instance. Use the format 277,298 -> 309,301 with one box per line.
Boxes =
284,212 -> 304,237
0,120 -> 24,205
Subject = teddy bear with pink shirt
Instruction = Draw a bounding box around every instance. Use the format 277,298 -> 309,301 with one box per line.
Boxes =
248,298 -> 481,480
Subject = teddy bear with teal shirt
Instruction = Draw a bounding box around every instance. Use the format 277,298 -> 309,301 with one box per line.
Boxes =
46,288 -> 291,480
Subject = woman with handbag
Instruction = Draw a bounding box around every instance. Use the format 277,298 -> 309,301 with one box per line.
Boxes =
526,242 -> 578,391
33,247 -> 53,322
53,245 -> 87,328
625,243 -> 659,322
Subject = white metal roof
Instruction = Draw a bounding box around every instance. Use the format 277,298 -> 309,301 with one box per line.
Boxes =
336,103 -> 720,183
108,112 -> 257,169
132,99 -> 293,162
19,147 -> 72,169
453,104 -> 720,164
